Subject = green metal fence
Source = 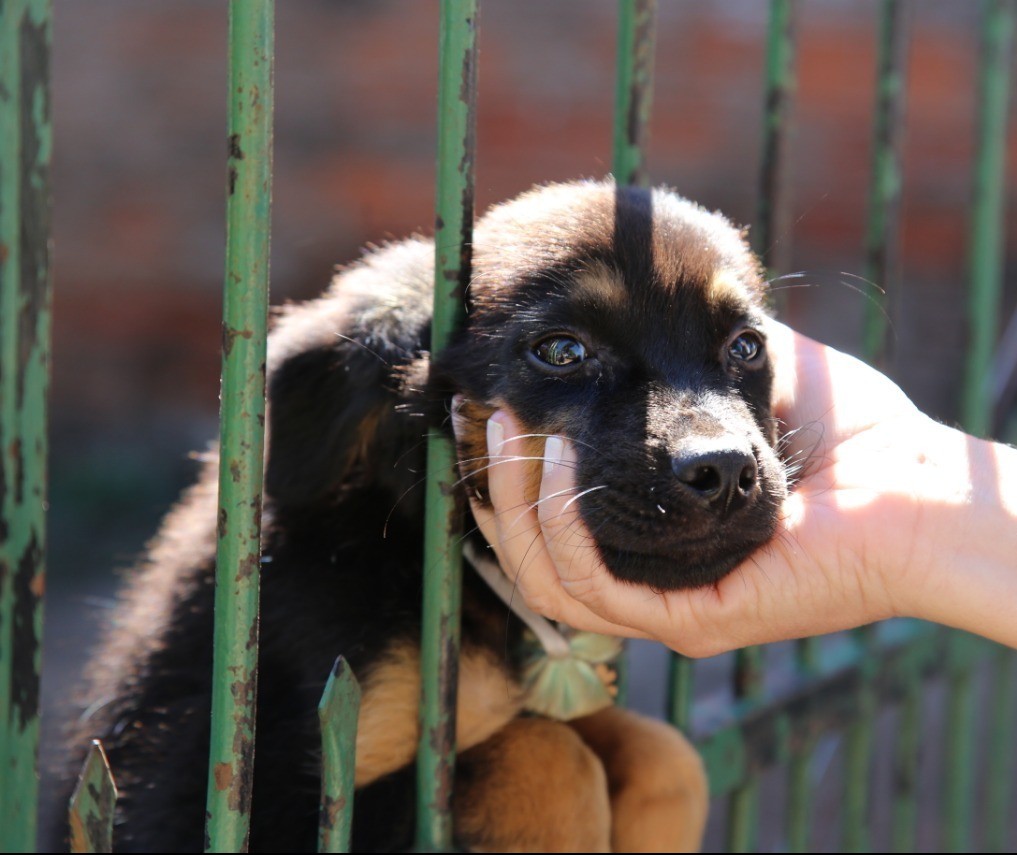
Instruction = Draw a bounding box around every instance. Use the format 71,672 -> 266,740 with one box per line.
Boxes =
2,0 -> 1017,852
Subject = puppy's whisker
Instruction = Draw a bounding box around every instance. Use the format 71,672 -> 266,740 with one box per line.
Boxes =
560,484 -> 608,514
529,485 -> 585,512
837,278 -> 896,335
840,270 -> 887,295
767,282 -> 818,293
332,332 -> 392,367
451,456 -> 580,492
494,432 -> 608,458
764,270 -> 808,287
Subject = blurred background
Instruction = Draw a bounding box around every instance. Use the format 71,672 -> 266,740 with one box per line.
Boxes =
42,0 -> 1017,847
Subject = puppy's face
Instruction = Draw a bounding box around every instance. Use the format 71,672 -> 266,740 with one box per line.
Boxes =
439,181 -> 787,590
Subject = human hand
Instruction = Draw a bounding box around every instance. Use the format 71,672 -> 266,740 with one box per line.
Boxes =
459,320 -> 1015,656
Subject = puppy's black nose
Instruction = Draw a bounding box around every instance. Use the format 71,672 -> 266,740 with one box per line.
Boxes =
672,447 -> 759,513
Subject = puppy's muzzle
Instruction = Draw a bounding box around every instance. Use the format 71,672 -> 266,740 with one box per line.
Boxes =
671,438 -> 760,518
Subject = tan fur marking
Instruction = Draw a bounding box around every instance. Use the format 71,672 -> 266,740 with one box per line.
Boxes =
454,717 -> 611,853
352,408 -> 383,470
353,642 -> 523,787
570,706 -> 709,853
706,268 -> 748,305
573,262 -> 627,308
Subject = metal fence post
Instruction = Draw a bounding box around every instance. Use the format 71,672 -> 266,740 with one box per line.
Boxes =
0,1 -> 52,851
415,0 -> 478,850
204,2 -> 274,851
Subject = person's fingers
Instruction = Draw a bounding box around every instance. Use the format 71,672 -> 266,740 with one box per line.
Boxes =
478,412 -> 650,638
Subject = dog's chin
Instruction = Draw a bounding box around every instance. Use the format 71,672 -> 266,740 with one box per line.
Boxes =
596,539 -> 766,591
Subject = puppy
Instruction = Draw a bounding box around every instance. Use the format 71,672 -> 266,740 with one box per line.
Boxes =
60,179 -> 786,852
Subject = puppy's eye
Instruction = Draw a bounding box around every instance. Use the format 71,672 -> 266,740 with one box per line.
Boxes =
727,331 -> 764,365
532,336 -> 588,368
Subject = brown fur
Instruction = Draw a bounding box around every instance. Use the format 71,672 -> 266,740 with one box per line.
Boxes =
570,707 -> 709,852
453,717 -> 612,853
354,642 -> 524,787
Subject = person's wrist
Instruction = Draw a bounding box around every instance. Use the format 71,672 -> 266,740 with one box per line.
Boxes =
891,419 -> 1017,644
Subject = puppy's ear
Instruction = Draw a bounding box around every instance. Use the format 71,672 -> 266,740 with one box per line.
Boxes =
265,340 -> 406,509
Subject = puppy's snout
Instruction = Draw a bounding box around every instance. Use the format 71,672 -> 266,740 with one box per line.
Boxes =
671,444 -> 759,514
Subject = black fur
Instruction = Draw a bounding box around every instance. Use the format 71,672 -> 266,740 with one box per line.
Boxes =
55,180 -> 786,852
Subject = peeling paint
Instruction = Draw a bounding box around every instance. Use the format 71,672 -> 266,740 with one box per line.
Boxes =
213,761 -> 234,792
236,553 -> 259,582
221,322 -> 253,358
227,132 -> 245,160
9,436 -> 23,503
12,532 -> 41,726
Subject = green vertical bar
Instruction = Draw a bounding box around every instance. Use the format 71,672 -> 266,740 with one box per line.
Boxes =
962,0 -> 1014,436
667,652 -> 693,731
951,3 -> 1014,850
613,0 -> 656,187
753,0 -> 797,275
851,7 -> 908,848
729,1 -> 796,822
985,647 -> 1016,851
613,0 -> 656,707
727,646 -> 762,853
204,3 -> 274,852
415,1 -> 477,850
0,1 -> 51,851
68,741 -> 117,854
786,745 -> 812,852
318,658 -> 361,854
862,0 -> 907,366
786,644 -> 817,852
842,637 -> 876,852
890,675 -> 921,851
730,5 -> 797,847
943,633 -> 979,852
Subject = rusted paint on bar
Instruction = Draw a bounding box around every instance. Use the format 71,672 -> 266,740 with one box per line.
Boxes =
318,657 -> 361,854
69,740 -> 117,854
0,1 -> 52,851
415,0 -> 478,850
204,2 -> 274,852
613,0 -> 656,187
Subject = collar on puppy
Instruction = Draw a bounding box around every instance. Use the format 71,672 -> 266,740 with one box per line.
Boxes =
463,540 -> 622,721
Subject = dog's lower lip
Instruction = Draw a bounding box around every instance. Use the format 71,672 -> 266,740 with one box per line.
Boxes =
594,534 -> 768,590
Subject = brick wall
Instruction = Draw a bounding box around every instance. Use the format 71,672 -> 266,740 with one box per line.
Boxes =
50,1 -> 1017,460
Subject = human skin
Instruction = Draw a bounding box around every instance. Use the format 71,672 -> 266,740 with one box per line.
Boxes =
461,320 -> 1017,657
